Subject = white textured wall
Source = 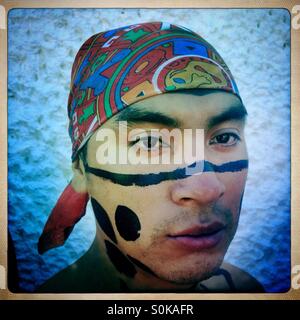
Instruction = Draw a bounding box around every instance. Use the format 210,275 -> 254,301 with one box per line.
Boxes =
8,8 -> 290,292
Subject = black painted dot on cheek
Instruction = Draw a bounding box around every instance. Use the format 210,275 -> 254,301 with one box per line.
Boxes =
127,255 -> 156,276
91,198 -> 117,244
115,205 -> 141,241
104,240 -> 137,278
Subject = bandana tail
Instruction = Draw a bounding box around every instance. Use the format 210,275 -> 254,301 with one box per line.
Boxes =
37,183 -> 89,254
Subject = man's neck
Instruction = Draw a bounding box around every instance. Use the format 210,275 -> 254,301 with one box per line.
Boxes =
36,232 -> 265,293
81,231 -> 196,292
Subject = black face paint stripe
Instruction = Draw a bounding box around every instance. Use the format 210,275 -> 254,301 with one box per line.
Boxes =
91,198 -> 117,244
127,255 -> 156,276
238,190 -> 245,215
84,159 -> 248,187
104,240 -> 137,278
115,205 -> 141,241
215,268 -> 236,292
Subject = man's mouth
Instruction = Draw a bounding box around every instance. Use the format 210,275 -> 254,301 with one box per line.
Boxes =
168,222 -> 226,250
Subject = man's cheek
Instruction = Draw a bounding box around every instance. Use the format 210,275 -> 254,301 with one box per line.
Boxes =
220,171 -> 247,203
91,195 -> 143,242
90,195 -> 157,273
221,171 -> 247,228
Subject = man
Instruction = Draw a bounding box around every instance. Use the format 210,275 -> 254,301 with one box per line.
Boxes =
37,22 -> 264,293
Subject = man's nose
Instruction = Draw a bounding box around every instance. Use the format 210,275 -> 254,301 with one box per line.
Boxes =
170,172 -> 225,207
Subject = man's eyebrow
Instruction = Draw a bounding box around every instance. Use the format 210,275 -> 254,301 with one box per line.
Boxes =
114,105 -> 181,128
206,104 -> 248,129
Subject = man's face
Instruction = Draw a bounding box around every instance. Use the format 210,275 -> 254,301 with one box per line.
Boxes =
83,91 -> 248,284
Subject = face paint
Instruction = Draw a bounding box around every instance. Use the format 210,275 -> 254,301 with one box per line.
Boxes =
214,268 -> 236,292
91,198 -> 117,244
238,190 -> 245,215
127,255 -> 156,276
115,205 -> 141,241
84,159 -> 248,187
104,240 -> 137,278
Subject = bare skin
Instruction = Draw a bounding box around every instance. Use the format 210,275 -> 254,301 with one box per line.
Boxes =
37,91 -> 264,293
37,234 -> 264,293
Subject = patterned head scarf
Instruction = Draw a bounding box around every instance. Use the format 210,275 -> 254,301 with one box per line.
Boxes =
38,21 -> 241,254
68,21 -> 240,161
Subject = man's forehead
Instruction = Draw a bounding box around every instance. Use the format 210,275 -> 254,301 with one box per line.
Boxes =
102,90 -> 246,130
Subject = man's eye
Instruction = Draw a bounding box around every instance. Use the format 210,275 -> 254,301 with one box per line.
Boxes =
133,136 -> 168,151
209,133 -> 240,146
142,136 -> 160,150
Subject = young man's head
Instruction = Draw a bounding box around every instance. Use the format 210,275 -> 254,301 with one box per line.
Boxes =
38,22 -> 248,290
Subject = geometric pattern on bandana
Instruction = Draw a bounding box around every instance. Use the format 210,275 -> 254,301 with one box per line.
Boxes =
67,21 -> 240,160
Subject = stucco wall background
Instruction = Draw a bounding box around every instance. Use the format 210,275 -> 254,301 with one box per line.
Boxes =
7,8 -> 290,293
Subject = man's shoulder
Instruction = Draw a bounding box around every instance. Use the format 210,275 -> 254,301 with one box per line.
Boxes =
197,262 -> 265,293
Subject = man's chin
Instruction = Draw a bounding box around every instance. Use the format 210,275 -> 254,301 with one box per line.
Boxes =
153,255 -> 225,285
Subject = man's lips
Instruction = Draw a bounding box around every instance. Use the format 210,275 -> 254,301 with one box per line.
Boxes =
168,222 -> 226,250
170,221 -> 225,237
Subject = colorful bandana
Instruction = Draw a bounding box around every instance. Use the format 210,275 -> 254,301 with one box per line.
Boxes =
38,21 -> 241,254
68,21 -> 240,161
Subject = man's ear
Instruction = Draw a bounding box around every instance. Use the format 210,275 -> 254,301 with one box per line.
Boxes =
71,157 -> 88,193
